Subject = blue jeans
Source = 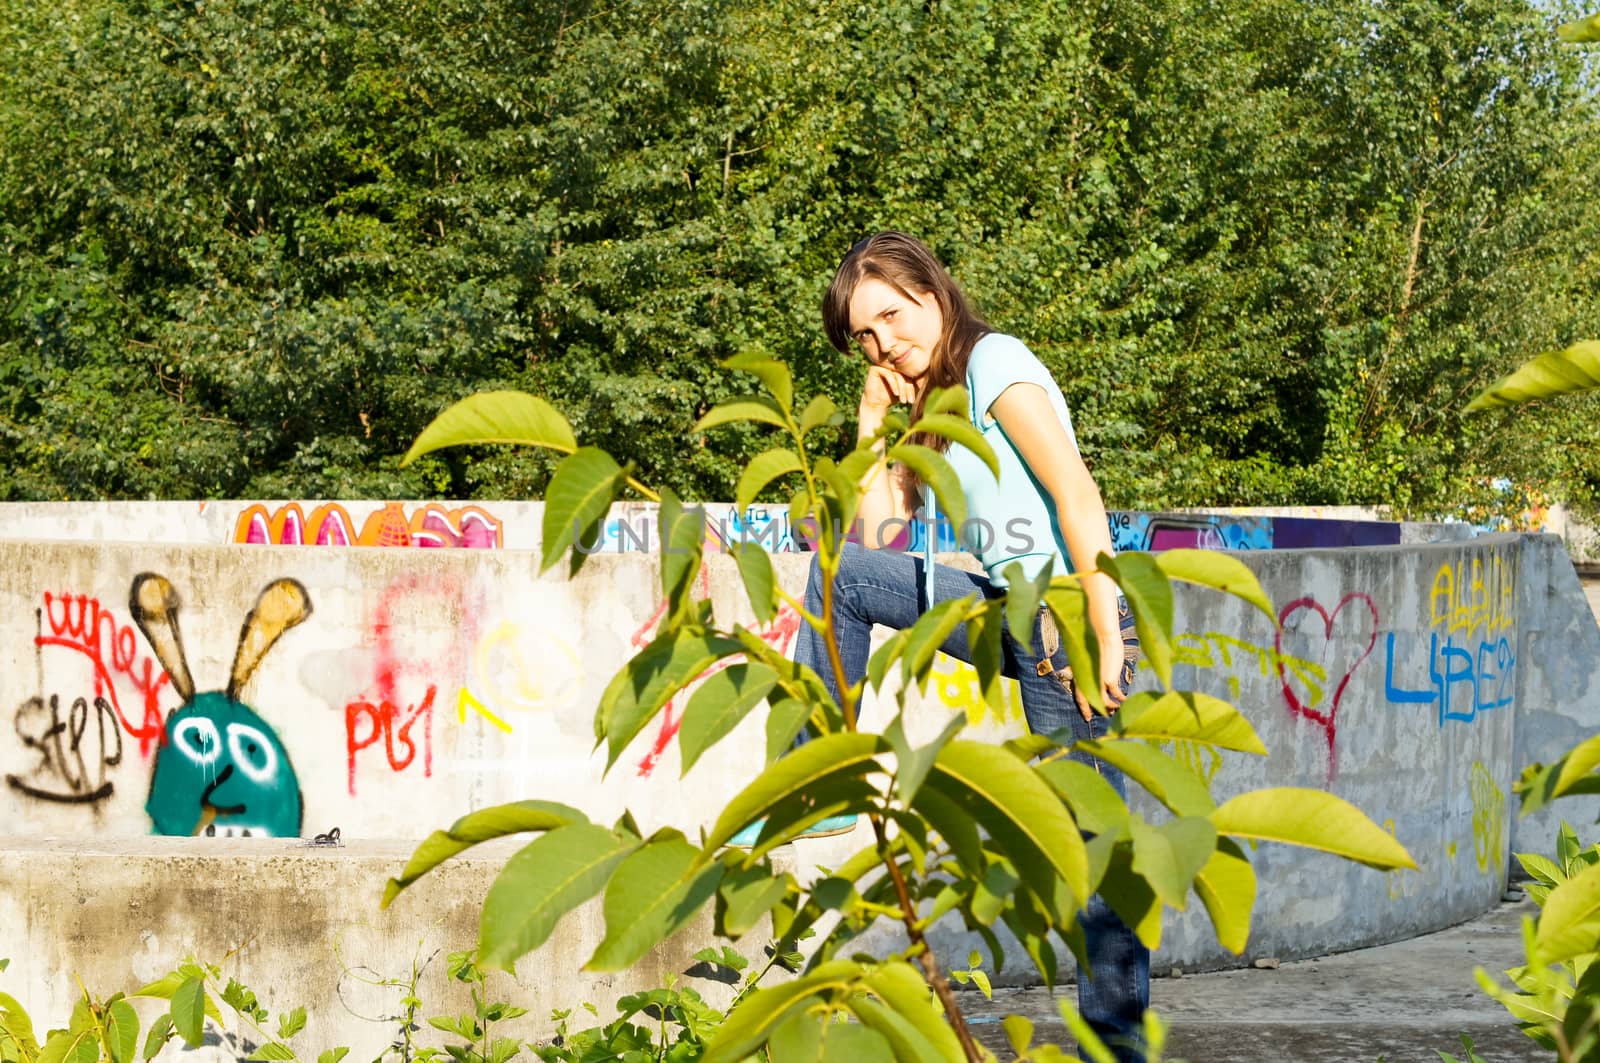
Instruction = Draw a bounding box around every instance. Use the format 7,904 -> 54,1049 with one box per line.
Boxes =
796,544 -> 1150,1063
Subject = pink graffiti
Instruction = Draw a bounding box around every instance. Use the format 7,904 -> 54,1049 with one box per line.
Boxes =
1275,593 -> 1378,781
38,593 -> 171,757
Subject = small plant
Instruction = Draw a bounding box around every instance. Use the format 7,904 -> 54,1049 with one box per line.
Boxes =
1470,733 -> 1600,1060
1436,1032 -> 1491,1063
419,951 -> 528,1063
0,956 -> 342,1063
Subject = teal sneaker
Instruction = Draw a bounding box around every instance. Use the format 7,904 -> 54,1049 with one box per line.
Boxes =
728,814 -> 858,848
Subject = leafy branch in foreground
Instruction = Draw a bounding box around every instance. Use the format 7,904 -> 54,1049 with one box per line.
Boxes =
393,353 -> 1414,1061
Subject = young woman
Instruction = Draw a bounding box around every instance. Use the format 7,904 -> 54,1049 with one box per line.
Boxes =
797,231 -> 1148,1061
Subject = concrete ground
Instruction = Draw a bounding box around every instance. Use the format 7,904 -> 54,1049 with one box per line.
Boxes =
960,894 -> 1546,1062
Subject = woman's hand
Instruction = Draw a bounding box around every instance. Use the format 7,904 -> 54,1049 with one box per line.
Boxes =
1074,628 -> 1129,722
860,364 -> 917,419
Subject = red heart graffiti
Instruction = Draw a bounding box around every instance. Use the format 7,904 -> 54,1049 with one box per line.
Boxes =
1275,593 -> 1378,780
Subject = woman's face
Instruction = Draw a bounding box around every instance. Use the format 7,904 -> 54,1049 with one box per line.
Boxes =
847,277 -> 943,382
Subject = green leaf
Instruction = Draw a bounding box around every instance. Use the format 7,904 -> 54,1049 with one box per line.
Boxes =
317,1049 -> 350,1063
1194,837 -> 1256,954
1467,340 -> 1600,410
906,413 -> 998,480
1210,788 -> 1417,869
736,448 -> 804,515
1535,860 -> 1600,964
480,824 -> 635,970
1129,815 -> 1217,911
925,740 -> 1089,916
679,664 -> 779,776
38,1028 -> 95,1063
694,397 -> 790,434
866,628 -> 910,693
1002,560 -> 1054,656
403,391 -> 578,465
765,696 -> 812,760
658,491 -> 707,628
731,543 -> 778,625
706,733 -> 887,852
1076,740 -> 1216,817
1517,852 -> 1564,887
105,1000 -> 139,1063
1154,550 -> 1275,624
596,629 -> 744,770
884,713 -> 965,803
921,385 -> 968,418
246,1044 -> 296,1061
858,960 -> 966,1062
0,990 -> 40,1056
901,597 -> 975,684
1096,839 -> 1164,950
141,1014 -> 173,1061
589,833 -> 726,970
540,447 -> 626,575
1113,691 -> 1266,754
1035,760 -> 1131,837
718,864 -> 792,938
723,352 -> 794,413
701,962 -> 864,1063
1042,582 -> 1105,714
276,1007 -> 307,1041
382,801 -> 586,908
172,977 -> 206,1047
848,998 -> 956,1063
1098,552 -> 1174,687
1558,11 -> 1600,41
887,443 -> 967,537
798,395 -> 840,437
1554,734 -> 1600,798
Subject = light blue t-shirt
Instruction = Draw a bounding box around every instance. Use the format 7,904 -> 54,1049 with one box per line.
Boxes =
939,332 -> 1081,588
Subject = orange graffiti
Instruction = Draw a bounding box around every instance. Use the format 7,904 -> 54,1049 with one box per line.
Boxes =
234,502 -> 503,548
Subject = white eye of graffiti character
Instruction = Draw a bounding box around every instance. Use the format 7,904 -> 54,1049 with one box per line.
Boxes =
172,717 -> 222,766
227,723 -> 279,784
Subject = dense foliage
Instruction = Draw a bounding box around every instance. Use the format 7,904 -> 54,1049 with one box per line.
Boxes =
2,0 -> 1598,512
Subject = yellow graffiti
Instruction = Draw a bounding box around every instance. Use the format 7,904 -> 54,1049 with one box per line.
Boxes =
1167,739 -> 1222,786
1383,818 -> 1411,901
931,655 -> 1024,726
455,621 -> 585,732
457,687 -> 511,733
1429,553 -> 1516,636
1471,761 -> 1506,875
1173,632 -> 1328,707
1446,841 -> 1458,861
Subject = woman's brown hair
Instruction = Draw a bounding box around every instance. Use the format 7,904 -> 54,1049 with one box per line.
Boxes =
822,231 -> 991,456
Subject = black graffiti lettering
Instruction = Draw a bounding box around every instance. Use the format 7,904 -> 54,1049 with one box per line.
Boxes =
6,693 -> 122,804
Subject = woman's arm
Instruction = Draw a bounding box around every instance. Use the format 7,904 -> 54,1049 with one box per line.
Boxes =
989,382 -> 1125,720
854,365 -> 917,548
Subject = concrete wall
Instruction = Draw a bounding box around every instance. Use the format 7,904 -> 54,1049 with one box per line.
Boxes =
2,508 -> 1598,1029
0,499 -> 1431,556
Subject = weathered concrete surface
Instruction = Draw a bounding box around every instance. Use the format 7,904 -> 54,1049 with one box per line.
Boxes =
964,894 -> 1544,1062
0,523 -> 1597,1004
0,836 -> 773,1059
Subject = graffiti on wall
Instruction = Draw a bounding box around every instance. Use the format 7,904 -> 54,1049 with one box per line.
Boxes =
456,621 -> 586,733
343,576 -> 467,794
930,656 -> 1025,727
1274,593 -> 1379,779
1471,760 -> 1506,875
1108,513 -> 1274,554
134,574 -> 310,837
1384,553 -> 1517,725
235,502 -> 504,549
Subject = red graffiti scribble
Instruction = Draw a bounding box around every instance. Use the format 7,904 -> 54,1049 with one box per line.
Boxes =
1275,593 -> 1378,781
345,685 -> 436,795
635,598 -> 804,779
38,593 -> 171,757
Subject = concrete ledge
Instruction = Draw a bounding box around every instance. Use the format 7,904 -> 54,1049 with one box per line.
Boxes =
0,836 -> 776,1058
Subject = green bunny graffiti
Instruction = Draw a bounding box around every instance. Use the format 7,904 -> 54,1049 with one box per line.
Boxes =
131,574 -> 311,837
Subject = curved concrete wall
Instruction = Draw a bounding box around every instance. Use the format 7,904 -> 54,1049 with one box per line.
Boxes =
1,505 -> 1595,1016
